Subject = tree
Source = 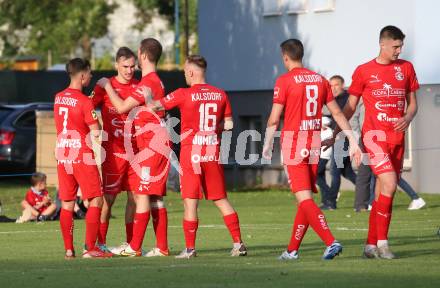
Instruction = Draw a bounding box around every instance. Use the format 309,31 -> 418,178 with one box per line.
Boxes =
131,0 -> 198,56
0,0 -> 117,66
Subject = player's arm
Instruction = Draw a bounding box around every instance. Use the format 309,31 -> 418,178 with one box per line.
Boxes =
326,99 -> 362,166
88,122 -> 101,139
97,78 -> 140,114
394,91 -> 417,131
262,103 -> 283,160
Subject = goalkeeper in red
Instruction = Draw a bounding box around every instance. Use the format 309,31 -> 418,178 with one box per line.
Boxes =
148,55 -> 247,258
262,39 -> 361,260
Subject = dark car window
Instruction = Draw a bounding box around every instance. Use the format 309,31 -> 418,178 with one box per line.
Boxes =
0,107 -> 13,123
14,111 -> 36,128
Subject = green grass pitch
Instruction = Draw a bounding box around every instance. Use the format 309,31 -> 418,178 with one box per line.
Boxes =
0,180 -> 439,288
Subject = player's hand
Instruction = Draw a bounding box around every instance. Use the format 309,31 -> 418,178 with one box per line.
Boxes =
349,143 -> 362,167
394,115 -> 411,132
262,145 -> 273,160
321,137 -> 335,152
97,77 -> 109,89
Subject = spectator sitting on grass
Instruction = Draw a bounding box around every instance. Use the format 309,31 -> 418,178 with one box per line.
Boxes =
16,172 -> 56,223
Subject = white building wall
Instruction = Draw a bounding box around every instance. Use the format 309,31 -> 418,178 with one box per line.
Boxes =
199,0 -> 439,90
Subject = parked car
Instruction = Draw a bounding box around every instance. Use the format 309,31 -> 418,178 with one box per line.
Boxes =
0,103 -> 53,173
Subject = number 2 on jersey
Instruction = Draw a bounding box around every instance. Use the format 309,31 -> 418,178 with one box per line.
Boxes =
305,85 -> 318,117
199,103 -> 217,131
59,107 -> 69,134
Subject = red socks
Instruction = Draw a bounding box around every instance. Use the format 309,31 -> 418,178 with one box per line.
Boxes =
98,222 -> 109,245
223,212 -> 242,243
85,207 -> 101,250
183,219 -> 199,249
366,201 -> 378,245
288,205 -> 309,252
152,208 -> 168,252
125,222 -> 134,243
60,208 -> 74,251
376,194 -> 393,241
130,212 -> 150,251
299,199 -> 335,246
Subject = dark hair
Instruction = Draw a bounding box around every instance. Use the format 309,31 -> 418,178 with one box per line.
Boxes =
330,75 -> 344,84
31,172 -> 47,186
139,38 -> 162,64
380,25 -> 405,41
186,55 -> 207,70
116,46 -> 136,62
66,58 -> 90,76
280,39 -> 304,61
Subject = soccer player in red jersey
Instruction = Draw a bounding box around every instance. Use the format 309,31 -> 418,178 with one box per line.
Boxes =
97,38 -> 170,257
54,58 -> 112,259
148,55 -> 247,258
262,39 -> 361,260
326,26 -> 419,259
90,47 -> 139,253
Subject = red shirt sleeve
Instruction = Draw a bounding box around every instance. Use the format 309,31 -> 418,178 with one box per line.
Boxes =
348,66 -> 365,97
90,85 -> 105,108
273,77 -> 287,105
224,94 -> 232,118
324,79 -> 334,104
82,98 -> 99,126
407,62 -> 420,92
160,89 -> 185,110
25,190 -> 35,206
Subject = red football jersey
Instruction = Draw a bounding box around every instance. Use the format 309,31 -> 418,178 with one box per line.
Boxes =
25,189 -> 49,213
54,88 -> 99,160
348,59 -> 419,144
160,83 -> 232,146
130,72 -> 166,145
91,77 -> 139,146
273,67 -> 334,139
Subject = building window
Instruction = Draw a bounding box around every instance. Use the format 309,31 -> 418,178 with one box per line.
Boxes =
286,0 -> 308,14
263,0 -> 283,16
312,0 -> 335,13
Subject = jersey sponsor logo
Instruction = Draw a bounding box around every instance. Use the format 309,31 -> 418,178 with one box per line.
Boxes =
377,113 -> 398,123
375,101 -> 395,111
191,92 -> 222,101
299,118 -> 321,131
372,83 -> 406,97
111,118 -> 125,128
370,74 -> 381,83
292,74 -> 322,84
299,148 -> 320,158
191,153 -> 220,163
